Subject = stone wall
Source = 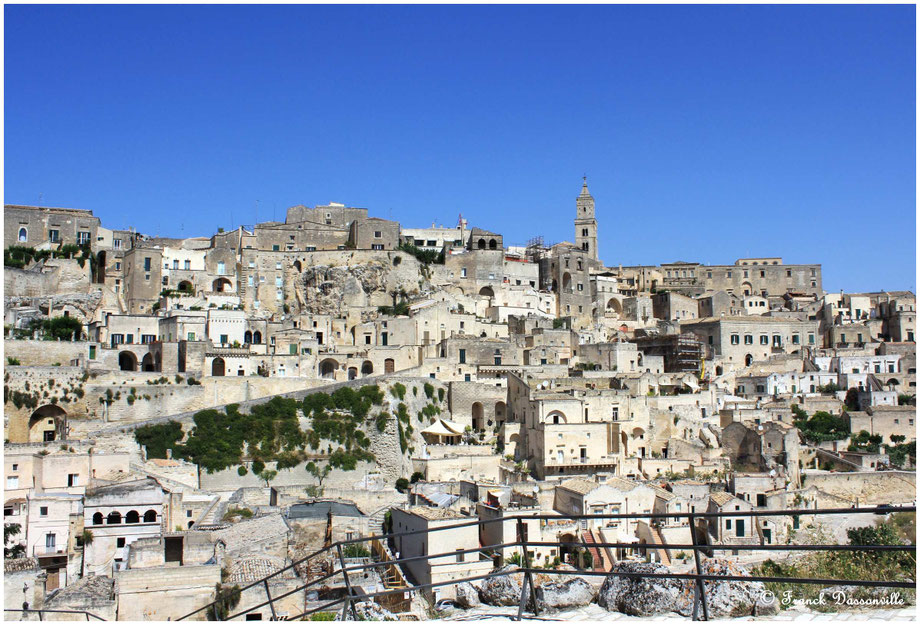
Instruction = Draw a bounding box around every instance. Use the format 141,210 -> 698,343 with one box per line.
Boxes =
115,564 -> 220,621
802,470 -> 916,505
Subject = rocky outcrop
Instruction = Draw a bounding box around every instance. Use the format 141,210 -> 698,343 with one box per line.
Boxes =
478,566 -> 526,606
337,601 -> 399,621
597,562 -> 685,616
300,259 -> 424,316
598,559 -> 777,617
454,582 -> 482,608
535,577 -> 595,612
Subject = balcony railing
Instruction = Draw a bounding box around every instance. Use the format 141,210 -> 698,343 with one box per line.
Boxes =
176,505 -> 915,622
33,544 -> 66,557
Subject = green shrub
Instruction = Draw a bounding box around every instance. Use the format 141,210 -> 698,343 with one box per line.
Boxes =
134,421 -> 183,460
237,466 -> 247,476
343,543 -> 370,558
395,477 -> 410,492
423,383 -> 434,399
410,471 -> 424,483
310,613 -> 336,621
390,383 -> 406,400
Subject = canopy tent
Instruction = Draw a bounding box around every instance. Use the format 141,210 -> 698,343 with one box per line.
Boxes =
421,419 -> 463,444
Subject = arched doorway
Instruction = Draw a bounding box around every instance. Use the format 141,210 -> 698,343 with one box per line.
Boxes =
495,401 -> 506,425
212,277 -> 232,293
178,280 -> 194,295
607,298 -> 622,315
547,411 -> 566,425
319,359 -> 338,379
253,331 -> 262,344
118,351 -> 138,371
141,353 -> 155,372
384,358 -> 395,374
745,354 -> 754,367
294,260 -> 302,272
361,361 -> 374,376
479,286 -> 494,298
472,402 -> 484,430
125,511 -> 140,524
488,239 -> 497,250
477,239 -> 486,250
348,367 -> 358,380
29,405 -> 66,442
244,331 -> 252,344
211,357 -> 225,377
562,273 -> 572,291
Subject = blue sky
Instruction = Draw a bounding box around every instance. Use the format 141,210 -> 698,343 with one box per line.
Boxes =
5,5 -> 915,292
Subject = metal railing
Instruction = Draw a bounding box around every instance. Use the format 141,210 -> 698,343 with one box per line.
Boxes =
177,505 -> 916,622
4,608 -> 107,621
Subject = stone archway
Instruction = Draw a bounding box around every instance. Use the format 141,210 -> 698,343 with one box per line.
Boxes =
319,358 -> 338,379
141,353 -> 156,372
547,411 -> 567,425
119,351 -> 138,371
472,402 -> 484,430
29,405 -> 66,443
361,361 -> 374,376
479,286 -> 495,298
212,277 -> 232,293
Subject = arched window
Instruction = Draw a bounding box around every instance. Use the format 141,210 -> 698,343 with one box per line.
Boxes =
489,239 -> 497,250
18,228 -> 27,242
92,512 -> 104,526
253,331 -> 262,344
107,511 -> 122,525
244,331 -> 253,344
477,239 -> 486,249
125,510 -> 140,524
143,510 -> 157,523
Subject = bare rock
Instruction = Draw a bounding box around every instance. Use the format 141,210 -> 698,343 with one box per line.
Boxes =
337,601 -> 398,621
479,565 -> 526,606
454,582 -> 482,608
535,576 -> 595,612
597,562 -> 684,616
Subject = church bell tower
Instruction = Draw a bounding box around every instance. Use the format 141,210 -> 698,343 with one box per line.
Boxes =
575,177 -> 598,262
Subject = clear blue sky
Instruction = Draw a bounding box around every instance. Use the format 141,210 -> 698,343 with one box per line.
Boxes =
5,5 -> 916,293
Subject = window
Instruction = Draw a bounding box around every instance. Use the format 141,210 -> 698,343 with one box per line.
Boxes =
89,345 -> 96,360
220,334 -> 228,345
459,349 -> 466,364
114,238 -> 122,249
49,229 -> 60,243
115,262 -> 121,271
143,257 -> 152,272
374,231 -> 382,238
744,335 -> 753,345
730,334 -> 740,345
371,244 -> 384,250
808,334 -> 815,345
736,520 -> 745,537
40,507 -> 49,516
68,474 -> 79,487
461,268 -> 467,278
217,262 -> 226,275
726,520 -> 732,530
117,537 -> 126,548
18,227 -> 27,242
455,549 -> 464,563
760,335 -> 768,345
184,260 -> 191,270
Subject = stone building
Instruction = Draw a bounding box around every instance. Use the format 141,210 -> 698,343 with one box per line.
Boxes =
5,205 -> 101,250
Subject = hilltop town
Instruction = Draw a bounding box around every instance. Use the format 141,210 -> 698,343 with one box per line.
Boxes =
3,182 -> 916,620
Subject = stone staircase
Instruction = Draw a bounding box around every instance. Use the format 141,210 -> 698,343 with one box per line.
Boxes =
581,529 -> 611,572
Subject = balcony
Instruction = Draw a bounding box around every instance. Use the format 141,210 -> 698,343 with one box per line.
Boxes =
33,544 -> 66,558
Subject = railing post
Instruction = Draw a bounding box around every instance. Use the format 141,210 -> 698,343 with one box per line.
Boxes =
263,579 -> 277,620
688,514 -> 710,621
336,543 -> 357,621
515,517 -> 539,620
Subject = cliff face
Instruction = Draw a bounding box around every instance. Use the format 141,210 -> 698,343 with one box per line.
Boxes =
298,255 -> 429,316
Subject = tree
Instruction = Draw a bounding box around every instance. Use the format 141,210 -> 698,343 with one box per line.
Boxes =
37,316 -> 84,341
258,469 -> 278,487
306,461 -> 332,487
410,471 -> 424,484
844,388 -> 860,411
395,477 -> 410,493
4,523 -> 25,558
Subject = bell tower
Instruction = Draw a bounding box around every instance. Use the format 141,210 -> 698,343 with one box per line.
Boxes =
575,176 -> 598,261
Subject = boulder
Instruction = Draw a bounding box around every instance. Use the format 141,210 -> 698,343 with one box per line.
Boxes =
535,577 -> 595,612
454,582 -> 482,608
674,559 -> 775,618
479,565 -> 526,606
337,601 -> 398,621
598,562 -> 684,616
